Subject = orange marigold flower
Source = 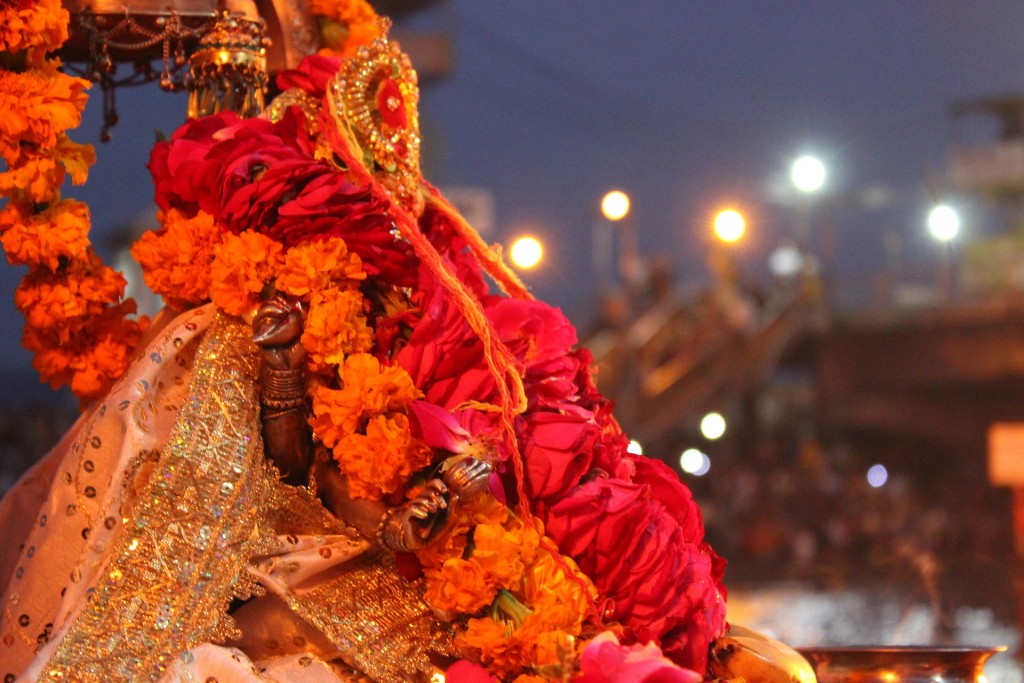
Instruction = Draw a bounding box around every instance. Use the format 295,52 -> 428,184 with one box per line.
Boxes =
209,230 -> 283,317
522,550 -> 596,634
301,287 -> 373,367
311,352 -> 421,438
132,209 -> 223,310
0,0 -> 69,57
472,515 -> 542,590
424,558 -> 496,614
0,198 -> 91,270
312,0 -> 381,59
0,60 -> 89,164
0,134 -> 95,205
417,496 -> 520,570
14,253 -> 128,337
24,303 -> 146,401
331,412 -> 433,499
459,616 -> 532,677
277,236 -> 365,299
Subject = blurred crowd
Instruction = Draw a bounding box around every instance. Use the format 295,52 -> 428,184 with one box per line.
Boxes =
693,433 -> 1015,623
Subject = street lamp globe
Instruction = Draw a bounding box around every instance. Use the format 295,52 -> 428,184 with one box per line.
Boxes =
790,155 -> 826,194
928,204 -> 960,242
510,236 -> 543,269
713,209 -> 745,243
601,190 -> 631,222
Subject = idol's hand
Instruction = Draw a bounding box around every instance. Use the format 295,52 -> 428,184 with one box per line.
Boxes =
252,294 -> 307,371
377,480 -> 452,552
441,455 -> 492,502
253,294 -> 311,485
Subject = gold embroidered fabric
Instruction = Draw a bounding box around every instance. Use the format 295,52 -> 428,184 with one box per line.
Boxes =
41,314 -> 280,682
280,548 -> 454,683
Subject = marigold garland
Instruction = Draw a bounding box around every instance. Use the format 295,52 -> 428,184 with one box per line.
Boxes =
0,2 -> 147,401
276,236 -> 366,298
300,287 -> 374,368
0,0 -> 69,60
131,209 -> 223,310
311,0 -> 382,59
209,231 -> 285,317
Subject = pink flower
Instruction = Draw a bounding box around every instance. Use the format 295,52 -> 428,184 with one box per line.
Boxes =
149,106 -> 416,286
576,631 -> 701,683
397,283 -> 496,410
445,660 -> 497,682
149,108 -> 317,223
542,468 -> 726,673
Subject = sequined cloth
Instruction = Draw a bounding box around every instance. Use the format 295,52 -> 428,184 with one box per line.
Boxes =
40,313 -> 279,681
0,308 -> 453,682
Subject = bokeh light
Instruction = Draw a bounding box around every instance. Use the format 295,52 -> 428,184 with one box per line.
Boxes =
866,463 -> 889,488
680,448 -> 712,476
700,411 -> 727,440
601,190 -> 631,221
627,439 -> 644,455
509,236 -> 543,269
713,209 -> 746,243
791,155 -> 826,194
928,204 -> 960,242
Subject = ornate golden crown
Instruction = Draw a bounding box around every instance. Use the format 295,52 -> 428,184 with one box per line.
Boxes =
327,21 -> 424,216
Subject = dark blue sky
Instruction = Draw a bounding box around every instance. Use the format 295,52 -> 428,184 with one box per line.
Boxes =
2,1 -> 1023,374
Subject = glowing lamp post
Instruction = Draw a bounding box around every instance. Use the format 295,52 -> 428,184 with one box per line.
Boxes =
790,155 -> 826,195
601,190 -> 631,222
928,203 -> 960,303
509,235 -> 543,270
595,189 -> 639,297
713,209 -> 746,244
789,154 -> 830,297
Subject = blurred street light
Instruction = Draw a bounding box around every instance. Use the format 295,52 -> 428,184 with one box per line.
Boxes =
769,243 -> 804,278
713,209 -> 746,244
601,190 -> 631,222
700,411 -> 727,440
928,204 -> 960,303
679,448 -> 712,476
928,204 -> 960,242
595,189 -> 641,298
509,235 -> 543,269
791,155 -> 826,194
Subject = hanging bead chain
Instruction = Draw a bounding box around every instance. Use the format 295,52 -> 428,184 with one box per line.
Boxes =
69,9 -> 215,140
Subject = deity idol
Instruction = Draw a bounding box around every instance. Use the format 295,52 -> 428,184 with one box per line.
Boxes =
0,1 -> 814,681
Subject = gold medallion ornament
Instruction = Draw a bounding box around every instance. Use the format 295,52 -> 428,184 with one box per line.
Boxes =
327,20 -> 424,216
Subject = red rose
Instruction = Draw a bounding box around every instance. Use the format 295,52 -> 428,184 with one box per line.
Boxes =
397,283 -> 496,410
149,112 -> 238,215
542,471 -> 726,673
276,54 -> 341,98
267,171 -> 416,286
629,455 -> 705,543
486,298 -> 577,374
419,204 -> 489,299
518,403 -> 597,501
149,108 -> 317,225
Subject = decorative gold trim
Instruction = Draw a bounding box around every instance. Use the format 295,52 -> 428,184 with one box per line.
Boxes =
42,314 -> 281,681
